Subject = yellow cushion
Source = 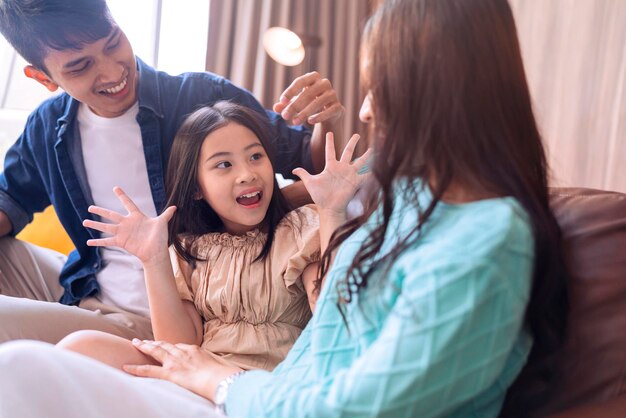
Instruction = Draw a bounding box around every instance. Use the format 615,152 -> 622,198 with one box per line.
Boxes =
17,205 -> 74,255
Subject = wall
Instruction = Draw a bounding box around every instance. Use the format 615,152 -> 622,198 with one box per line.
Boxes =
510,0 -> 626,192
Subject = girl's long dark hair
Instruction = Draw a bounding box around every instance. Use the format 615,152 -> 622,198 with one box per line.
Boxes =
165,101 -> 292,264
317,0 -> 569,415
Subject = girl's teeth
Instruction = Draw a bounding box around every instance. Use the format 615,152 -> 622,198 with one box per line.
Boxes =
239,192 -> 260,198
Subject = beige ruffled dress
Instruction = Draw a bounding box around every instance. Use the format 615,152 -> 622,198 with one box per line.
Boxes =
169,205 -> 320,371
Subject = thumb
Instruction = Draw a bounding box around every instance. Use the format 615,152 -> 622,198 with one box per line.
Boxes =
160,206 -> 177,222
292,167 -> 312,183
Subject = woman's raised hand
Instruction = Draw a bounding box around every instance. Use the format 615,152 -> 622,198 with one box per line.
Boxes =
82,186 -> 176,264
293,132 -> 372,215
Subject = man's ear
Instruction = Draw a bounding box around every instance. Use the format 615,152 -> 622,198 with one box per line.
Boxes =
23,65 -> 59,92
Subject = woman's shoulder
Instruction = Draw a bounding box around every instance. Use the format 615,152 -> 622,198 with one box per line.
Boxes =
393,197 -> 534,298
396,196 -> 534,268
450,197 -> 533,256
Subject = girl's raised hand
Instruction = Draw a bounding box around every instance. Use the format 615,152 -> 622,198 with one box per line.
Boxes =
293,132 -> 372,215
82,186 -> 176,264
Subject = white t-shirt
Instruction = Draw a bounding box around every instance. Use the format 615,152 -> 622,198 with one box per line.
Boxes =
77,102 -> 155,317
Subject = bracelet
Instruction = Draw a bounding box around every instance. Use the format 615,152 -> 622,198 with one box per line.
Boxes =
214,370 -> 247,415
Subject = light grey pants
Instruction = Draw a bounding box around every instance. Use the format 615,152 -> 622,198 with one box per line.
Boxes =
0,236 -> 152,343
0,340 -> 222,418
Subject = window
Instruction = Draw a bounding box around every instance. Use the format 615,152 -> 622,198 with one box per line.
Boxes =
0,0 -> 210,112
0,0 -> 209,161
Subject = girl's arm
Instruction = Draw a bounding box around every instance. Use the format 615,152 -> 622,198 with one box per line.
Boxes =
142,252 -> 203,345
83,187 -> 202,346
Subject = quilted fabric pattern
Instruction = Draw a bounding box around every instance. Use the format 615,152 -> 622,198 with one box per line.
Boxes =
227,180 -> 534,418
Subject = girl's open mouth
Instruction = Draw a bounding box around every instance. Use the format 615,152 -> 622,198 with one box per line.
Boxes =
236,191 -> 262,207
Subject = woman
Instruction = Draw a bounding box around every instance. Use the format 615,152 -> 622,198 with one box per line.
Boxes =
0,0 -> 567,417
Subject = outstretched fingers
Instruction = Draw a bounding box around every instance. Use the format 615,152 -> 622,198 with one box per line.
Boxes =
87,205 -> 123,223
325,132 -> 337,163
113,186 -> 140,214
340,134 -> 361,164
292,167 -> 313,183
353,147 -> 374,173
83,219 -> 116,235
86,237 -> 117,247
159,206 -> 177,223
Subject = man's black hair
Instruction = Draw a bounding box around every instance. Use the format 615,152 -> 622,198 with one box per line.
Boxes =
0,0 -> 115,73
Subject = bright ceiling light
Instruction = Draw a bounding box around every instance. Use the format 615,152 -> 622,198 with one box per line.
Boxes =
263,27 -> 306,67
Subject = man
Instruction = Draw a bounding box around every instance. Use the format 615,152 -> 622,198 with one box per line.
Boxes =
0,0 -> 343,343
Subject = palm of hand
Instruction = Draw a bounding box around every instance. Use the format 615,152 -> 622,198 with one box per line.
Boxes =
294,133 -> 372,214
306,160 -> 363,211
82,187 -> 176,263
113,212 -> 169,263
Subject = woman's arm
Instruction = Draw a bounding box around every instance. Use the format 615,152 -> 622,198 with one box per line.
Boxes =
224,254 -> 532,418
83,187 -> 202,346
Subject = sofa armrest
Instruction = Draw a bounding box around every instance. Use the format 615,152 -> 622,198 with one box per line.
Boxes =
547,394 -> 626,418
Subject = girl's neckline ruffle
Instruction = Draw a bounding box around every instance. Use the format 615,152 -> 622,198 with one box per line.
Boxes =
198,228 -> 267,247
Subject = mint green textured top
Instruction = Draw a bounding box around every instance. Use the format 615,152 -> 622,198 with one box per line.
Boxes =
227,180 -> 534,417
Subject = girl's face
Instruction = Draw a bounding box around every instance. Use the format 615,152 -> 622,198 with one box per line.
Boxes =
195,122 -> 275,235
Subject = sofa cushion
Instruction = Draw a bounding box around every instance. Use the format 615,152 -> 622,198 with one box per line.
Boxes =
543,187 -> 626,414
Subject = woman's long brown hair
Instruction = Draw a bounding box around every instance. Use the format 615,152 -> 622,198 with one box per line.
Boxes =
317,0 -> 569,415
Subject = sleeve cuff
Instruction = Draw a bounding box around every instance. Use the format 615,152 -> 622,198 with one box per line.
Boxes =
0,190 -> 31,235
225,370 -> 273,417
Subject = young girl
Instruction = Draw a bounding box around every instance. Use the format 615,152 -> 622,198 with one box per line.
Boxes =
55,101 -> 351,372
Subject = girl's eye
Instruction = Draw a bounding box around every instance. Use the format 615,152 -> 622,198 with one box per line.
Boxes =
216,161 -> 232,169
250,153 -> 264,161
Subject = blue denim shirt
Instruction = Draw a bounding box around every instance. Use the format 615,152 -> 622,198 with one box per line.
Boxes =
0,57 -> 313,305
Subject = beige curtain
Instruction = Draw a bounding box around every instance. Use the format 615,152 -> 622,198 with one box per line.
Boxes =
509,0 -> 626,193
205,0 -> 371,149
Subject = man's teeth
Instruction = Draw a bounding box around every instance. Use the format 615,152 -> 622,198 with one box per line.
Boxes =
239,191 -> 260,199
102,77 -> 127,94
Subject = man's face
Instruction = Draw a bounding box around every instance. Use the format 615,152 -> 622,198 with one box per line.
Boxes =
37,26 -> 138,118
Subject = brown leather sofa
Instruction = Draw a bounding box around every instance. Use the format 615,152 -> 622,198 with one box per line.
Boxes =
527,187 -> 626,417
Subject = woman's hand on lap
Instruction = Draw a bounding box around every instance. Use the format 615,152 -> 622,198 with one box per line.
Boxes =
124,339 -> 242,402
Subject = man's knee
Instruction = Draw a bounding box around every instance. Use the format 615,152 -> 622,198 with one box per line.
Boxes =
0,295 -> 88,344
0,236 -> 65,301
